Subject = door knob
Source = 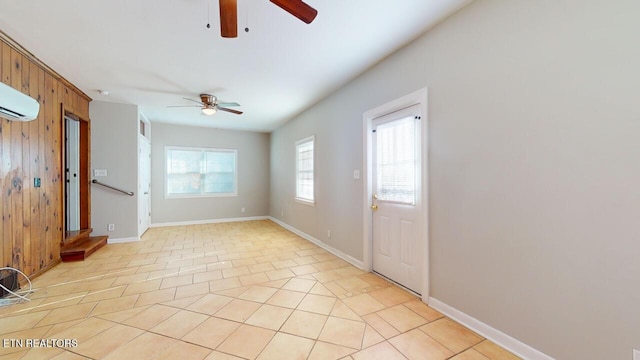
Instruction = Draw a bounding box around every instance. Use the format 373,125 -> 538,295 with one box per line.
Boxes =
370,204 -> 378,210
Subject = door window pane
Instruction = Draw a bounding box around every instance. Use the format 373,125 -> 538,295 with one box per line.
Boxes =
376,116 -> 416,204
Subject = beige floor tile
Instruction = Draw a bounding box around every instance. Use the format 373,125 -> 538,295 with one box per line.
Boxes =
368,286 -> 416,307
222,266 -> 251,278
361,325 -> 385,348
238,286 -> 278,303
352,341 -> 408,360
377,304 -> 429,332
204,351 -> 244,359
298,294 -> 336,315
309,282 -> 334,296
91,295 -> 138,316
343,294 -> 386,316
193,270 -> 223,283
186,294 -> 233,315
266,289 -> 306,309
257,332 -> 315,360
217,324 -> 275,359
474,340 -> 521,360
290,264 -> 317,276
282,278 -> 316,293
122,304 -> 180,330
450,349 -> 491,360
318,316 -> 366,349
335,277 -> 371,293
16,221 -> 515,360
420,318 -> 483,353
280,310 -> 328,339
150,310 -> 209,339
331,300 -> 362,321
122,279 -> 162,296
307,341 -> 356,360
0,311 -> 50,335
361,313 -> 400,339
17,346 -> 66,360
209,277 -> 242,292
102,332 -> 177,360
389,329 -> 453,360
136,288 -> 176,307
160,274 -> 193,289
95,306 -> 149,323
181,317 -> 240,349
266,268 -> 296,281
402,299 -> 443,322
73,324 -> 144,359
36,302 -> 96,327
175,282 -> 210,299
245,304 -> 293,330
155,341 -> 212,360
214,298 -> 261,322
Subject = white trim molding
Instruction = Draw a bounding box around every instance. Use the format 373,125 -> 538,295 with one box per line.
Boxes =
428,297 -> 555,360
269,217 -> 364,270
150,216 -> 270,228
107,236 -> 140,244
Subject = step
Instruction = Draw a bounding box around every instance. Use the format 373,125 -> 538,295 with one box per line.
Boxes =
61,236 -> 108,262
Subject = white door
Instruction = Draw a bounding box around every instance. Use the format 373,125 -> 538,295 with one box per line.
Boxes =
138,137 -> 151,237
371,104 -> 423,293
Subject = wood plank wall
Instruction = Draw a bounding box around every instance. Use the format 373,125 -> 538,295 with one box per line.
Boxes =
0,34 -> 91,278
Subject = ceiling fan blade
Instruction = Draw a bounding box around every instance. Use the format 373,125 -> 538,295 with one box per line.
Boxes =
219,0 -> 238,38
167,105 -> 202,108
182,97 -> 206,105
217,102 -> 240,107
218,107 -> 243,115
270,0 -> 317,24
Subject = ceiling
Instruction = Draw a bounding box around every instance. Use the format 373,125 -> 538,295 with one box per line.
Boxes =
0,0 -> 470,132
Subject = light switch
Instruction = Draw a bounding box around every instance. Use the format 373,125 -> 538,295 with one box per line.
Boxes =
94,169 -> 107,177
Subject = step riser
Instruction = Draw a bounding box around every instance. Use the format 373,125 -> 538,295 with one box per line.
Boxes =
61,236 -> 108,262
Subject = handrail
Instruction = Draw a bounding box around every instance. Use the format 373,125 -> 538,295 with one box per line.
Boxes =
91,179 -> 134,196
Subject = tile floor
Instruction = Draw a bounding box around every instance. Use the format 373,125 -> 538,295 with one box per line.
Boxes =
0,220 -> 520,360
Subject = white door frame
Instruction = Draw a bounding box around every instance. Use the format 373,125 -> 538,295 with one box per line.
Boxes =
362,87 -> 429,302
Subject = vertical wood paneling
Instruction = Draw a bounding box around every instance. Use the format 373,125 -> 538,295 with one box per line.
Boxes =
0,36 -> 91,277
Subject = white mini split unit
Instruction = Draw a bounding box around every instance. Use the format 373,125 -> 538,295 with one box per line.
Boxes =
0,82 -> 40,122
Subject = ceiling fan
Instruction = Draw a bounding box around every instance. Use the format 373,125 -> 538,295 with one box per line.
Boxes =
219,0 -> 318,38
169,94 -> 243,115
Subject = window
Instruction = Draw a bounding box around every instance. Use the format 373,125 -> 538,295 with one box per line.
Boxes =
295,136 -> 314,204
165,146 -> 237,198
376,116 -> 417,204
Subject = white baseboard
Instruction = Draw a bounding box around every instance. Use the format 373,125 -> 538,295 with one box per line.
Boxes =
150,216 -> 270,228
428,297 -> 555,360
107,236 -> 140,244
268,217 -> 364,269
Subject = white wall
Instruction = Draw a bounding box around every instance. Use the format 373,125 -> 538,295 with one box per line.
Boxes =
151,123 -> 270,224
90,101 -> 139,240
270,0 -> 640,359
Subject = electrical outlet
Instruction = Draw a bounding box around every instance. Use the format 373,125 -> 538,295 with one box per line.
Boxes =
353,170 -> 360,179
107,224 -> 115,231
327,230 -> 331,238
241,207 -> 245,213
633,349 -> 639,360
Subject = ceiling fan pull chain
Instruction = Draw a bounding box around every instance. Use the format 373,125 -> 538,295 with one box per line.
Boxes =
206,0 -> 211,29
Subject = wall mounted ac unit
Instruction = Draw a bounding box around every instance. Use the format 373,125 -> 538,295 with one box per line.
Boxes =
0,82 -> 40,122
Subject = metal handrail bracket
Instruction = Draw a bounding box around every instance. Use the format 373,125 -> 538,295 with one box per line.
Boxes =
91,179 -> 134,196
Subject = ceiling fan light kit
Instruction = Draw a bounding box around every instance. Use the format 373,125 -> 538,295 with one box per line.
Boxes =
202,107 -> 217,115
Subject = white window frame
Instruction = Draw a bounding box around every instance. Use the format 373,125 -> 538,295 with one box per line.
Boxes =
295,135 -> 315,205
164,146 -> 238,199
